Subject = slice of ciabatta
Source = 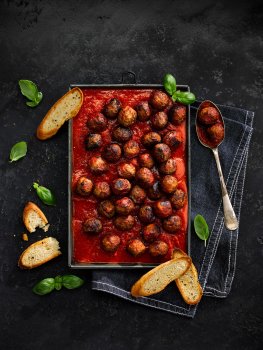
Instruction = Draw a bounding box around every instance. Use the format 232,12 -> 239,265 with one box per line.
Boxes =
36,87 -> 83,140
23,202 -> 49,233
18,237 -> 61,269
131,256 -> 191,297
173,248 -> 203,305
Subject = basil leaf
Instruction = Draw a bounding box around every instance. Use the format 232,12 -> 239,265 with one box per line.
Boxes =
62,275 -> 84,289
176,91 -> 196,105
26,101 -> 38,107
33,278 -> 55,296
9,141 -> 27,162
33,182 -> 56,206
54,276 -> 62,290
18,80 -> 43,107
36,91 -> 43,103
163,74 -> 176,95
194,214 -> 210,246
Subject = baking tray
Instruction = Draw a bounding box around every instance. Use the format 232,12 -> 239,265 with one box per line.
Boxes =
68,81 -> 191,269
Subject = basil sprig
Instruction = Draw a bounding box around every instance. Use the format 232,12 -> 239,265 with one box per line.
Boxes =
194,214 -> 210,247
18,79 -> 43,107
33,182 -> 56,206
33,275 -> 84,296
163,73 -> 196,105
9,141 -> 27,162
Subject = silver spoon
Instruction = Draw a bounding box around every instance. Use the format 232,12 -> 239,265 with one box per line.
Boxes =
196,100 -> 238,231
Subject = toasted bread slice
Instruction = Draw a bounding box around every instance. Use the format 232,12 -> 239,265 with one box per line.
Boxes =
173,248 -> 203,305
131,256 -> 191,297
37,87 -> 83,140
23,202 -> 49,233
18,237 -> 61,269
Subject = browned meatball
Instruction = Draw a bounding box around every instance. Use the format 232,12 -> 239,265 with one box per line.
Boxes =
103,143 -> 122,162
114,215 -> 135,230
170,189 -> 187,209
154,200 -> 172,218
127,239 -> 146,256
159,158 -> 176,175
149,240 -> 168,257
136,167 -> 155,188
147,182 -> 163,200
142,223 -> 160,243
138,153 -> 154,168
163,215 -> 182,232
136,101 -> 151,121
85,133 -> 102,150
112,126 -> 132,143
141,132 -> 161,148
169,104 -> 187,125
151,166 -> 161,180
93,181 -> 111,199
118,106 -> 137,127
138,205 -> 155,224
115,197 -> 135,216
130,185 -> 147,204
76,177 -> 93,196
161,175 -> 178,193
98,200 -> 115,218
150,90 -> 170,110
87,113 -> 108,132
104,98 -> 122,119
117,163 -> 136,179
101,234 -> 121,252
111,178 -> 131,195
123,140 -> 140,158
83,218 -> 102,234
207,123 -> 224,144
151,112 -> 168,130
153,143 -> 171,163
163,131 -> 182,149
198,107 -> 220,125
90,156 -> 108,174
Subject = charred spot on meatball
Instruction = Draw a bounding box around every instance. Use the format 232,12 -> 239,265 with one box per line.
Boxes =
138,205 -> 155,224
101,234 -> 121,253
142,223 -> 160,243
154,200 -> 172,218
103,143 -> 122,163
170,189 -> 187,209
76,177 -> 93,196
115,197 -> 135,216
114,215 -> 135,231
149,240 -> 168,257
98,200 -> 115,218
151,111 -> 168,130
163,215 -> 182,232
198,107 -> 220,125
89,156 -> 108,174
141,132 -> 161,148
138,153 -> 154,169
112,126 -> 132,143
117,163 -> 136,179
147,182 -> 163,200
118,106 -> 137,127
169,104 -> 187,125
153,143 -> 171,163
93,181 -> 111,199
150,90 -> 170,110
159,158 -> 176,175
111,178 -> 131,195
161,175 -> 178,194
86,113 -> 108,132
85,133 -> 102,150
104,98 -> 122,119
136,167 -> 155,188
83,218 -> 102,234
123,140 -> 140,158
127,238 -> 146,257
130,185 -> 147,204
163,131 -> 182,149
136,101 -> 151,121
207,123 -> 224,144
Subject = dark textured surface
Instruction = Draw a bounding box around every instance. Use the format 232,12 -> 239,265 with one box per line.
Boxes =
0,0 -> 262,349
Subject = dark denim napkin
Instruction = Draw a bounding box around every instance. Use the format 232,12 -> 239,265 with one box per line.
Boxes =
92,102 -> 254,318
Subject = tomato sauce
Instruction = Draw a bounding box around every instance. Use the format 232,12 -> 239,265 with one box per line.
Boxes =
71,88 -> 188,264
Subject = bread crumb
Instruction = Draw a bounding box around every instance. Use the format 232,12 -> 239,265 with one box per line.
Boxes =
22,233 -> 29,241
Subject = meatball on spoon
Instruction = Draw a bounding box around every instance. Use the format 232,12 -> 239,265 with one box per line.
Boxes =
196,100 -> 238,231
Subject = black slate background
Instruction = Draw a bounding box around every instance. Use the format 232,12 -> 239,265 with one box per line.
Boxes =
0,0 -> 263,349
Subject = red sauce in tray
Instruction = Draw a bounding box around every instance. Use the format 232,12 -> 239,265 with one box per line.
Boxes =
71,88 -> 188,264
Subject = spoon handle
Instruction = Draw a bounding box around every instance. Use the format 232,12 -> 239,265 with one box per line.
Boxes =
212,148 -> 238,231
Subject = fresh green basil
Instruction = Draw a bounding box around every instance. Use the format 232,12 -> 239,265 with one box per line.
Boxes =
33,182 -> 56,206
163,74 -> 176,95
33,275 -> 84,296
9,141 -> 27,162
62,275 -> 85,289
33,278 -> 55,296
163,73 -> 196,105
54,276 -> 63,290
18,80 -> 43,107
194,214 -> 210,247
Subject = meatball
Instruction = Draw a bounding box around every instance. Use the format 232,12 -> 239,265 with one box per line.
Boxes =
76,177 -> 93,196
147,182 -> 163,200
142,223 -> 160,243
136,167 -> 155,188
150,90 -> 170,110
114,215 -> 135,231
151,111 -> 168,130
111,178 -> 131,195
169,104 -> 187,125
86,113 -> 108,132
85,133 -> 102,150
138,153 -> 154,169
83,218 -> 102,234
118,106 -> 137,127
153,143 -> 171,163
98,200 -> 115,218
138,205 -> 155,224
198,107 -> 220,125
130,185 -> 147,204
127,238 -> 146,257
104,98 -> 122,119
101,234 -> 121,253
123,140 -> 140,158
163,131 -> 182,149
163,215 -> 182,232
141,132 -> 161,148
154,200 -> 172,218
159,158 -> 176,175
136,101 -> 151,121
103,143 -> 122,163
90,156 -> 108,174
149,240 -> 168,257
170,189 -> 187,209
112,126 -> 132,143
93,181 -> 111,199
117,163 -> 136,179
115,197 -> 135,216
161,175 -> 178,193
207,123 -> 224,144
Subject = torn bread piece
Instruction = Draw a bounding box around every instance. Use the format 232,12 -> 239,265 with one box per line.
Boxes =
23,202 -> 49,233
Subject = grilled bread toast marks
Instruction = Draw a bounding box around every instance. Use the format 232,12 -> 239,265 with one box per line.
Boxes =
173,248 -> 203,305
23,202 -> 49,233
131,257 -> 191,297
36,87 -> 83,140
18,237 -> 61,269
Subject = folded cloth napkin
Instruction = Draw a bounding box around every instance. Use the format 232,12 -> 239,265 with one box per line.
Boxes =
92,102 -> 254,318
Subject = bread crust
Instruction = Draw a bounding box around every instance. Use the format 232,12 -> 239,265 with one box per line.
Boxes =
36,87 -> 83,140
23,201 -> 48,233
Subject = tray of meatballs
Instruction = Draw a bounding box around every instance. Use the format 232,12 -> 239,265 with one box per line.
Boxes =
69,84 -> 191,268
